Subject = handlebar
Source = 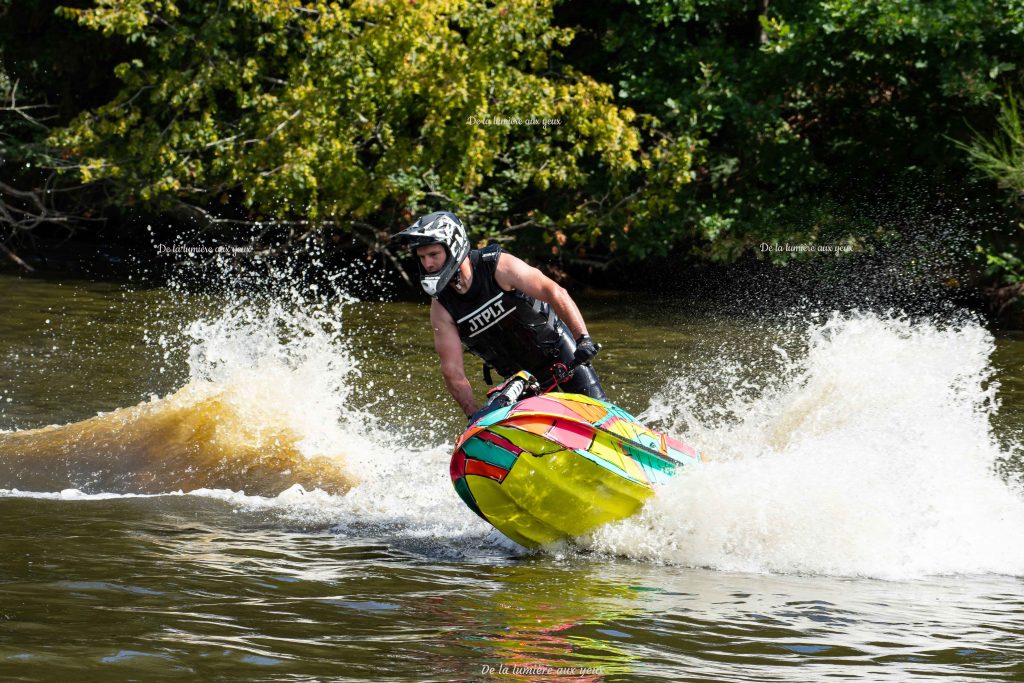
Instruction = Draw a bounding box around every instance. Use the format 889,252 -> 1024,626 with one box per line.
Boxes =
547,342 -> 602,388
483,343 -> 603,412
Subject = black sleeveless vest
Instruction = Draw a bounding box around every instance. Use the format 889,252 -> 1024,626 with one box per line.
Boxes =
437,245 -> 567,378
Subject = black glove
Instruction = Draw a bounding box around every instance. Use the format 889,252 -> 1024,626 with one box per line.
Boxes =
573,334 -> 600,365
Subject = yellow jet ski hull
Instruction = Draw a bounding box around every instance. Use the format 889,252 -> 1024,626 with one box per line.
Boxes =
450,392 -> 703,548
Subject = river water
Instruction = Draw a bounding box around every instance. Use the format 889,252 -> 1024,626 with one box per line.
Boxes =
1,270 -> 1023,681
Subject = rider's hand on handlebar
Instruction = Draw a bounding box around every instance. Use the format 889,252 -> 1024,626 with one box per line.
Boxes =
573,334 -> 600,366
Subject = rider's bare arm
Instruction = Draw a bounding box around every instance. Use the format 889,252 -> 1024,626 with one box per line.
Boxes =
494,253 -> 589,339
431,300 -> 479,417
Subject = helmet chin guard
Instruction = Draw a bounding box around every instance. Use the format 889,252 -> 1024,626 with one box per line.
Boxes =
392,212 -> 470,297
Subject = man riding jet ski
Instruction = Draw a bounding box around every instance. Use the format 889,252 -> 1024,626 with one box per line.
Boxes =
392,211 -> 605,421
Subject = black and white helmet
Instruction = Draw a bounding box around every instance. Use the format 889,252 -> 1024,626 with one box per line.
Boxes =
392,211 -> 470,297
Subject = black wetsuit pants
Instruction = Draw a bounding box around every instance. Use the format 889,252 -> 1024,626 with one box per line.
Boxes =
529,323 -> 608,401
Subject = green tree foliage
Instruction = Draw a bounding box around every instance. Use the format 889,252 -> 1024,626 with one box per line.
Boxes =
561,0 -> 1024,260
0,0 -> 152,262
958,90 -> 1024,296
48,0 -> 669,258
960,89 -> 1024,195
5,0 -> 1024,272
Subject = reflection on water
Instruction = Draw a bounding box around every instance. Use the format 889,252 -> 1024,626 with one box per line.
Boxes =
1,496 -> 1023,681
445,564 -> 640,679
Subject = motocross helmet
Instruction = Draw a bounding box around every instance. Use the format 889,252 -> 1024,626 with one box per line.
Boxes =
392,211 -> 470,297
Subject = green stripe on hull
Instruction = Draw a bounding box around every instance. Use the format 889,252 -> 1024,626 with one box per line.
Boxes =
453,477 -> 484,519
462,437 -> 519,469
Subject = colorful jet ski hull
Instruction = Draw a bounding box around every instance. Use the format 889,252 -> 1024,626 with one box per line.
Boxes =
450,392 -> 703,548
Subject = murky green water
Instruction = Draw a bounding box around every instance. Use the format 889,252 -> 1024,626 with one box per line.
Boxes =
2,272 -> 1024,681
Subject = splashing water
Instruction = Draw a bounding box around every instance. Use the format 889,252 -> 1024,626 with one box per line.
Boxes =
0,299 -> 365,495
181,300 -> 359,463
6,261 -> 1023,573
585,312 -> 1024,578
0,268 -> 496,551
165,296 -> 502,553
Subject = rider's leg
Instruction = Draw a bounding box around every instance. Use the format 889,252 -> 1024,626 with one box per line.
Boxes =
538,323 -> 609,401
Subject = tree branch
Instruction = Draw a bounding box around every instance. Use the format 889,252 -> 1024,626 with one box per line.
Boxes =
0,239 -> 34,272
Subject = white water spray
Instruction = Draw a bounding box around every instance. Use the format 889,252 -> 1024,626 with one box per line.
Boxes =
587,312 -> 1024,578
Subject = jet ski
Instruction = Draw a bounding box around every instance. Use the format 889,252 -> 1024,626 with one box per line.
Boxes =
450,359 -> 704,548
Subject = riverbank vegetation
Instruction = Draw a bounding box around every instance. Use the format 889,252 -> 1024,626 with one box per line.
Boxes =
1,0 -> 1023,324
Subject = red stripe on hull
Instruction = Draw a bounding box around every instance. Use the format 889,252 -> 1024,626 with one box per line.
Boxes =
450,448 -> 467,481
465,459 -> 509,482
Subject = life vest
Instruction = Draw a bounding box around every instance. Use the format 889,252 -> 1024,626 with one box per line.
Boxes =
437,245 -> 568,379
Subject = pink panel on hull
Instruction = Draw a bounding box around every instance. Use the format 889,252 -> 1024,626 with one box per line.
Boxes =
546,418 -> 595,451
665,435 -> 697,458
